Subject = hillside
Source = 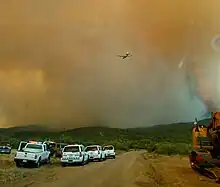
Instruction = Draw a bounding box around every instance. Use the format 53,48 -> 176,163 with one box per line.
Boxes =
0,118 -> 210,154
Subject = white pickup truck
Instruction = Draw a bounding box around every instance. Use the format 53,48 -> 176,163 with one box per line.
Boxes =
103,145 -> 116,159
85,145 -> 106,161
61,144 -> 89,166
14,141 -> 51,168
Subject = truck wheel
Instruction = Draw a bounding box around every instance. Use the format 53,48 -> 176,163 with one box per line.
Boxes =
16,162 -> 21,168
80,156 -> 85,166
35,161 -> 40,168
61,163 -> 66,167
35,158 -> 41,168
112,155 -> 116,159
46,156 -> 51,164
86,157 -> 89,164
98,155 -> 102,162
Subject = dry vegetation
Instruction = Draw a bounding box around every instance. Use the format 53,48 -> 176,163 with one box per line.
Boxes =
135,152 -> 220,187
0,151 -> 59,186
0,152 -> 37,185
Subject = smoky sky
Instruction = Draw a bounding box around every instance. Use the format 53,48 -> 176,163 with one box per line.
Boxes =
0,0 -> 220,128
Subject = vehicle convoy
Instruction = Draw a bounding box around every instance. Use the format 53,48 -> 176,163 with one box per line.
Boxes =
60,144 -> 89,167
85,145 -> 106,161
14,141 -> 51,168
189,112 -> 220,183
103,145 -> 116,159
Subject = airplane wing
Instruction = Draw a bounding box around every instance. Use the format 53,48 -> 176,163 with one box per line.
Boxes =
117,55 -> 123,57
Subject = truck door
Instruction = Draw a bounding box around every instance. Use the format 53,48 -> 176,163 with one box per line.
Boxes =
80,145 -> 84,155
17,141 -> 27,151
42,144 -> 48,160
44,144 -> 50,159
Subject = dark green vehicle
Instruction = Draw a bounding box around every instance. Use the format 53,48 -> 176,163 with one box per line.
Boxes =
44,141 -> 67,157
55,143 -> 68,157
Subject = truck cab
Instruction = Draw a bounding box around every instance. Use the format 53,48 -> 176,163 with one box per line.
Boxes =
103,145 -> 116,159
14,141 -> 51,168
85,145 -> 106,161
61,144 -> 89,166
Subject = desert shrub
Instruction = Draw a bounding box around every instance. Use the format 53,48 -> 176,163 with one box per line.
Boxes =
114,141 -> 129,151
154,142 -> 191,155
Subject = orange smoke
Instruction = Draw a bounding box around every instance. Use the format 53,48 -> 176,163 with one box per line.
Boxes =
0,1 -> 219,128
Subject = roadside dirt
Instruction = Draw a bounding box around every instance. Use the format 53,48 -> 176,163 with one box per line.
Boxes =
1,151 -> 220,187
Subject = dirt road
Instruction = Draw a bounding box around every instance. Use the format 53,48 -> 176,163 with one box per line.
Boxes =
4,151 -> 143,187
2,151 -> 220,187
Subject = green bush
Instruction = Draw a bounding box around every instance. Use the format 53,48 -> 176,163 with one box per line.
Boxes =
114,142 -> 129,151
153,142 -> 191,155
146,142 -> 157,153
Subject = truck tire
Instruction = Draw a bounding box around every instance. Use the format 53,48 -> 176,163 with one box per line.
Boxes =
98,155 -> 102,162
80,156 -> 85,166
16,162 -> 21,168
103,154 -> 106,161
61,163 -> 66,167
86,157 -> 89,164
36,161 -> 40,168
35,157 -> 41,168
46,156 -> 51,164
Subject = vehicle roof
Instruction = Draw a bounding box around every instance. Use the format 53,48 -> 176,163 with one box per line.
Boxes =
26,142 -> 44,146
64,144 -> 83,147
0,146 -> 10,148
103,145 -> 114,147
44,141 -> 55,143
86,145 -> 100,147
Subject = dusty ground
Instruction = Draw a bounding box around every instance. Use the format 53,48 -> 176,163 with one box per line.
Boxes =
1,151 -> 220,187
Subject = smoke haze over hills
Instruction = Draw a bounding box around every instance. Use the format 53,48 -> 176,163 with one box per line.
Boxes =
0,0 -> 219,128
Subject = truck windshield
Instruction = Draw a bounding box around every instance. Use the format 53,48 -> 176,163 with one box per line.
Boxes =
63,146 -> 79,152
0,146 -> 10,150
103,146 -> 114,150
25,144 -> 42,150
85,146 -> 98,151
60,144 -> 67,148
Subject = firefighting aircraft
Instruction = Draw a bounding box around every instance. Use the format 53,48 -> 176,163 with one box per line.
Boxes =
117,52 -> 132,59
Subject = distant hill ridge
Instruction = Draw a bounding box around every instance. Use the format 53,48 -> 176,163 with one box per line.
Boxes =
0,118 -> 211,148
0,118 -> 210,133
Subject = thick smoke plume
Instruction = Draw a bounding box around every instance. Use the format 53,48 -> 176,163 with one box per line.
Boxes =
0,0 -> 220,128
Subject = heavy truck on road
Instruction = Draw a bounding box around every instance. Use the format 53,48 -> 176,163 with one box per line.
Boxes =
189,112 -> 220,183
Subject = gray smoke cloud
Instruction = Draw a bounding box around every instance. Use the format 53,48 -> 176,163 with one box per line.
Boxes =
0,0 -> 219,128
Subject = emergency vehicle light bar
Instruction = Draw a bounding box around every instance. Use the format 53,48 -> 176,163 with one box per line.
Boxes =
28,141 -> 43,145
